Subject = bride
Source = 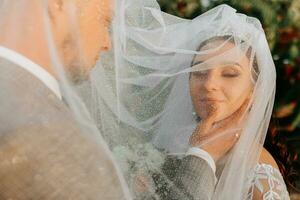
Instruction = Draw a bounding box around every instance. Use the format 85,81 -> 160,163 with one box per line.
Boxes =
187,34 -> 290,199
93,1 -> 291,199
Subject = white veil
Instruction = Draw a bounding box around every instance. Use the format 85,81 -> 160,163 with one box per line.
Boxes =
0,0 -> 278,199
91,0 -> 277,199
0,0 -> 131,199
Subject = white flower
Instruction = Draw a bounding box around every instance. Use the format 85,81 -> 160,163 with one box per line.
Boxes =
112,142 -> 165,177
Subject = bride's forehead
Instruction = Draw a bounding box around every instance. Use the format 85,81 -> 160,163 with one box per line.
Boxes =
193,40 -> 250,66
200,39 -> 236,52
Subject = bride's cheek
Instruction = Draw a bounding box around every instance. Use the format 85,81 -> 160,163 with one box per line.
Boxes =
213,103 -> 224,119
216,96 -> 238,120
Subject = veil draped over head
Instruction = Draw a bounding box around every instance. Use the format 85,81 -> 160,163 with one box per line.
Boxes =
91,0 -> 277,199
0,0 -> 278,199
0,0 -> 131,199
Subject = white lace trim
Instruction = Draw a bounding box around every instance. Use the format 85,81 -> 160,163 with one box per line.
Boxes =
245,163 -> 290,200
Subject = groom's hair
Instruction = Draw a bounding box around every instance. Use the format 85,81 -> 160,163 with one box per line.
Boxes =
191,35 -> 259,81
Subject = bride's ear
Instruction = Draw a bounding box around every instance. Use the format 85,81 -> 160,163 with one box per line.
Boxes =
246,94 -> 254,113
248,86 -> 255,100
243,89 -> 254,114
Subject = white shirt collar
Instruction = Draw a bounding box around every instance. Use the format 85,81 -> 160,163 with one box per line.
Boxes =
0,46 -> 62,100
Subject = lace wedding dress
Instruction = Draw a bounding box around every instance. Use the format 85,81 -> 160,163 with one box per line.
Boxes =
245,164 -> 290,200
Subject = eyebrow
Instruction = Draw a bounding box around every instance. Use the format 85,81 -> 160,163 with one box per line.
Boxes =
105,16 -> 112,25
108,4 -> 115,24
107,11 -> 113,23
191,60 -> 243,69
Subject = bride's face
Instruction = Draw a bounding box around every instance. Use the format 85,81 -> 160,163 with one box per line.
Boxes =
189,40 -> 254,122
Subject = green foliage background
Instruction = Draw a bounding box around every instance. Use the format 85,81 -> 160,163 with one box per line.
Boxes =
158,0 -> 300,195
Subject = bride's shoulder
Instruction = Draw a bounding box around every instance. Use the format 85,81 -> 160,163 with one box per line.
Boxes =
258,147 -> 279,170
247,148 -> 290,200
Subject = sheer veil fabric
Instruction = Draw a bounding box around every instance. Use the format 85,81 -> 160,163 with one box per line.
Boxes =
90,0 -> 281,199
0,0 -> 284,199
0,1 -> 131,199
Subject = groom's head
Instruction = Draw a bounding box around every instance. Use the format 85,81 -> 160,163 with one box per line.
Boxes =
0,0 -> 113,83
48,0 -> 113,83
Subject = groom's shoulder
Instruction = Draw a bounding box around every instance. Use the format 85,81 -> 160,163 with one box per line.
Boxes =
0,56 -> 71,123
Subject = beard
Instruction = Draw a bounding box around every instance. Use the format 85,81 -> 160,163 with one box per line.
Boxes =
66,59 -> 90,85
60,35 -> 97,85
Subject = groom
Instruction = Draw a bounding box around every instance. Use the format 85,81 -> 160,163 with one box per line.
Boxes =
0,0 -> 234,199
0,0 -> 128,199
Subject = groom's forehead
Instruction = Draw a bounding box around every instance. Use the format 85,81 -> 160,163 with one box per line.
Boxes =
76,0 -> 113,8
80,0 -> 113,27
78,0 -> 113,19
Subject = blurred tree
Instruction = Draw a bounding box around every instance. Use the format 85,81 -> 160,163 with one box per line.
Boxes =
159,0 -> 203,19
159,0 -> 300,194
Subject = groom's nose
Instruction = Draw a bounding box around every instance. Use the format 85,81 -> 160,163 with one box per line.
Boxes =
101,28 -> 112,52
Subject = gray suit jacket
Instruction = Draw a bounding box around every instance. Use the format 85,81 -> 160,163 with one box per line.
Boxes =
151,155 -> 216,200
0,58 -> 126,199
168,155 -> 216,200
77,65 -> 217,200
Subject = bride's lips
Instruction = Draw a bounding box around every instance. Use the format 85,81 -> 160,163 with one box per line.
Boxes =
199,98 -> 224,102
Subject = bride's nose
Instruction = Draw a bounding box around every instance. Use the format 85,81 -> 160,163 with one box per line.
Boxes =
202,72 -> 219,91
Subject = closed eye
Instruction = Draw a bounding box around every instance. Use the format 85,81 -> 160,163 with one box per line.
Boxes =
221,68 -> 240,78
222,73 -> 240,77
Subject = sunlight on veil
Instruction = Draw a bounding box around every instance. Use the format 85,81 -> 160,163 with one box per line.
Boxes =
0,0 -> 288,199
85,0 -> 284,199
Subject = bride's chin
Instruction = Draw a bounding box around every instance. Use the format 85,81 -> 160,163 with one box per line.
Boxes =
202,109 -> 228,123
198,103 -> 220,118
214,111 -> 236,124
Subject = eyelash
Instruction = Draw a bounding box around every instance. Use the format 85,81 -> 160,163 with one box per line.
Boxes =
191,71 -> 240,78
222,73 -> 240,78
